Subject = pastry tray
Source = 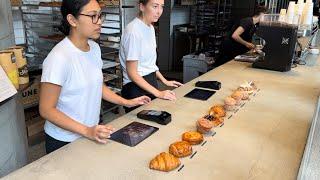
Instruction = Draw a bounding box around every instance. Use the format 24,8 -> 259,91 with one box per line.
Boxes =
110,122 -> 159,147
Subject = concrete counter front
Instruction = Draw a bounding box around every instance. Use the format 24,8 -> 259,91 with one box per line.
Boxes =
3,56 -> 320,180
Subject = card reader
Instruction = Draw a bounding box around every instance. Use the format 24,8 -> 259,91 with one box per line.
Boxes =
137,110 -> 171,125
195,81 -> 221,90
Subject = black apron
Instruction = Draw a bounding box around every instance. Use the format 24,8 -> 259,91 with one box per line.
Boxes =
121,72 -> 158,113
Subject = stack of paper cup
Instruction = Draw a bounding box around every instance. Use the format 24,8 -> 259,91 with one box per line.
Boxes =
296,2 -> 305,15
302,2 -> 314,25
286,1 -> 296,24
279,9 -> 287,22
297,0 -> 305,24
293,4 -> 301,25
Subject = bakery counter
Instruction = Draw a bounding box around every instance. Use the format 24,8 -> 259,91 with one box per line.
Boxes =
3,54 -> 320,180
298,96 -> 320,180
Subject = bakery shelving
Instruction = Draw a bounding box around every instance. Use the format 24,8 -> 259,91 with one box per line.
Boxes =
191,0 -> 232,57
20,0 -> 63,70
99,0 -> 124,116
102,59 -> 120,69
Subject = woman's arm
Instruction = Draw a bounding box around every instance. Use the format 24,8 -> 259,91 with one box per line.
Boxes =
155,71 -> 183,88
126,61 -> 176,100
231,26 -> 255,49
102,84 -> 150,107
39,82 -> 114,143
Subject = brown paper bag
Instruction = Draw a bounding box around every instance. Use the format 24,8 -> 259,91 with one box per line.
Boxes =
8,46 -> 29,89
0,51 -> 19,89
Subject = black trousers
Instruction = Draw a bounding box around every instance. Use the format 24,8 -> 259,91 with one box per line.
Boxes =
45,133 -> 70,154
121,72 -> 158,113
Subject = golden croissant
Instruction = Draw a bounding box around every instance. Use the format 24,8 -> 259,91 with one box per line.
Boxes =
149,152 -> 180,172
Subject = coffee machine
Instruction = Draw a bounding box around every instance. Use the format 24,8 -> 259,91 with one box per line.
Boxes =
253,21 -> 298,72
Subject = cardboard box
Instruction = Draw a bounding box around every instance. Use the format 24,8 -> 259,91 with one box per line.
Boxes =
21,75 -> 40,108
24,106 -> 45,145
26,116 -> 45,137
27,132 -> 45,146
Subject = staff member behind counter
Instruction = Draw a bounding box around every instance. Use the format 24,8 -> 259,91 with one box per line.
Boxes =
216,5 -> 268,66
39,0 -> 151,154
120,0 -> 183,112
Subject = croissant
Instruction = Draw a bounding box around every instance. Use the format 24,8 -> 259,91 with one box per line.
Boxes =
149,152 -> 181,172
182,131 -> 204,145
169,141 -> 192,158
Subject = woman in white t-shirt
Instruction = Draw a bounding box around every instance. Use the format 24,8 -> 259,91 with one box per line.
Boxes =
39,0 -> 151,154
120,0 -> 183,112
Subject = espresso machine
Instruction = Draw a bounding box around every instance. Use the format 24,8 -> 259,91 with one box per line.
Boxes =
253,21 -> 298,72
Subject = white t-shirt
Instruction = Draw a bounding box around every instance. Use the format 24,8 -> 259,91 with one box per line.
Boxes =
41,37 -> 103,142
120,17 -> 159,85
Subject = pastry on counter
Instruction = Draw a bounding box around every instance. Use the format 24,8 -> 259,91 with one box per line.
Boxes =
231,91 -> 243,105
209,105 -> 226,118
240,90 -> 249,100
249,81 -> 257,90
196,118 -> 214,134
211,117 -> 224,127
224,97 -> 237,111
182,131 -> 204,145
169,141 -> 193,158
238,81 -> 257,94
149,152 -> 181,172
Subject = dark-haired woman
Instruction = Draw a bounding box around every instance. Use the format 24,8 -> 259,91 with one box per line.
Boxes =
217,5 -> 268,66
119,0 -> 183,112
39,0 -> 151,154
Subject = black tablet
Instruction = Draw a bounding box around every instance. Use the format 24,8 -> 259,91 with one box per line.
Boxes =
110,122 -> 159,147
184,88 -> 216,101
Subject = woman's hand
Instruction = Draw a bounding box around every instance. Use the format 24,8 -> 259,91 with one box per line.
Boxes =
163,80 -> 183,88
125,96 -> 151,108
156,90 -> 177,101
85,125 -> 115,144
245,42 -> 255,49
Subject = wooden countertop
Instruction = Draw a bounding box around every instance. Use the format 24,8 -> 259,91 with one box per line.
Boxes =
3,56 -> 320,180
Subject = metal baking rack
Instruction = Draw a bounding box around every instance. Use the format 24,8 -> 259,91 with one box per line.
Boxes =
191,0 -> 232,57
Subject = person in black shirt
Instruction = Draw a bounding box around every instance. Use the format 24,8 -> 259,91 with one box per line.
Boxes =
217,5 -> 268,66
